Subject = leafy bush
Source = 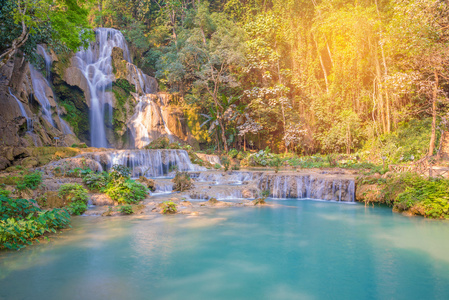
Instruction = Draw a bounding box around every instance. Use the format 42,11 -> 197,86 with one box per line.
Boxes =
393,174 -> 449,219
58,184 -> 89,215
172,171 -> 193,192
160,201 -> 177,214
268,156 -> 283,173
221,155 -> 231,171
119,205 -> 134,214
228,149 -> 238,158
105,180 -> 148,204
66,167 -> 92,178
0,195 -> 71,250
109,165 -> 131,181
214,163 -> 221,169
16,171 -> 42,191
83,172 -> 109,191
231,163 -> 240,170
145,136 -> 170,149
0,188 -> 11,197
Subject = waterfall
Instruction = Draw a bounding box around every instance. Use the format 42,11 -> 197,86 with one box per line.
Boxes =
82,149 -> 204,177
37,45 -> 52,81
128,94 -> 174,149
37,45 -> 73,135
75,28 -> 131,147
29,65 -> 55,126
258,174 -> 355,202
9,87 -> 33,130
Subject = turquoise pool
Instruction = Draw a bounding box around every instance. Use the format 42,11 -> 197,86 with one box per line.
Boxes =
1,200 -> 449,300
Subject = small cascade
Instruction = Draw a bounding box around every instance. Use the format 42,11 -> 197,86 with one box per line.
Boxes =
75,28 -> 131,147
84,149 -> 204,177
37,45 -> 52,81
258,174 -> 355,202
129,94 -> 173,148
33,46 -> 74,135
9,87 -> 33,130
29,65 -> 55,126
153,182 -> 173,194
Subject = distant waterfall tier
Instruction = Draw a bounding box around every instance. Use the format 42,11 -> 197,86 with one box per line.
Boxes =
75,28 -> 131,148
84,149 -> 205,177
258,174 -> 355,202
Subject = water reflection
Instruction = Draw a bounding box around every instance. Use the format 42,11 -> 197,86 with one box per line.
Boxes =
1,201 -> 449,300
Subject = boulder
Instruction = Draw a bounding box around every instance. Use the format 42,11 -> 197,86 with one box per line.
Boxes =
91,194 -> 114,206
21,157 -> 39,168
137,176 -> 156,191
0,156 -> 11,170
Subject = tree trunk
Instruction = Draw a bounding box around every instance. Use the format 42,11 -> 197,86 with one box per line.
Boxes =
218,117 -> 228,152
429,70 -> 438,156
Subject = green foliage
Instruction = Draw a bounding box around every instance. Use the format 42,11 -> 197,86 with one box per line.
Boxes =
0,195 -> 71,250
119,205 -> 134,215
71,143 -> 88,148
364,119 -> 438,163
58,183 -> 88,215
16,171 -> 42,191
105,180 -> 148,204
268,156 -> 283,173
221,156 -> 231,171
83,172 -> 109,191
393,174 -> 449,219
172,171 -> 193,192
228,149 -> 238,158
214,163 -> 221,170
160,201 -> 177,214
145,137 -> 170,149
109,165 -> 131,181
0,188 -> 11,197
65,167 -> 92,178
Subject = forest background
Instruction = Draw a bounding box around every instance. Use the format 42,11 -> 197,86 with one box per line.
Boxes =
2,0 -> 449,164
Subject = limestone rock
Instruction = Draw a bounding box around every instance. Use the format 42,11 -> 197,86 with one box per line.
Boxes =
0,156 -> 11,170
91,194 -> 114,206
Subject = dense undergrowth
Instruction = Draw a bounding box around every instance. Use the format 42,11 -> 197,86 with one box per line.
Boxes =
358,173 -> 449,219
0,195 -> 71,250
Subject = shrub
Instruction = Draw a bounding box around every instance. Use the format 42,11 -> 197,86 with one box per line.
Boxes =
16,171 -> 42,191
172,171 -> 193,192
160,201 -> 177,214
231,163 -> 240,170
221,155 -> 231,171
214,163 -> 221,169
145,137 -> 170,149
268,156 -> 283,173
253,198 -> 266,205
119,205 -> 134,214
66,168 -> 92,178
393,174 -> 449,219
58,184 -> 89,215
83,172 -> 109,191
105,179 -> 148,204
109,165 -> 131,181
0,188 -> 11,197
0,195 -> 71,250
228,149 -> 238,158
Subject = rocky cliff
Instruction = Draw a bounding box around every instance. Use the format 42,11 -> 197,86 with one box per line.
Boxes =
0,28 -> 200,155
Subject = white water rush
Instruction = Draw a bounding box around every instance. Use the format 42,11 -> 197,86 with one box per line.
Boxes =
75,28 -> 131,148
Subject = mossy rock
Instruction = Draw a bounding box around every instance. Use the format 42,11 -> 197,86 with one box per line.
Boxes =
21,157 -> 39,168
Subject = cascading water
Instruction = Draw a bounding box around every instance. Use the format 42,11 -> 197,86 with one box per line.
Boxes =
258,174 -> 355,202
129,94 -> 174,148
80,149 -> 204,177
75,28 -> 131,147
9,87 -> 33,130
29,65 -> 55,126
36,45 -> 73,135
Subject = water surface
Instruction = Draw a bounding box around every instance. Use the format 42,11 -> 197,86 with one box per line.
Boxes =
1,200 -> 449,300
